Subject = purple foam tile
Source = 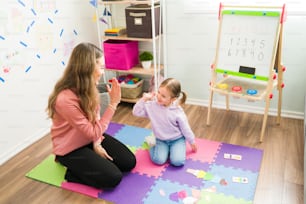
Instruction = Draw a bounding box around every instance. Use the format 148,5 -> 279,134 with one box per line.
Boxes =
160,159 -> 210,188
105,122 -> 124,136
215,143 -> 263,172
98,172 -> 155,203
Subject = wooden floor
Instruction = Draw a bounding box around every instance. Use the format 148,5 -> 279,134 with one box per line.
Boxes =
0,102 -> 304,204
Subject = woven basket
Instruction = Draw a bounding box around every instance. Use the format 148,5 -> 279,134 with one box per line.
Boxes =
121,80 -> 143,99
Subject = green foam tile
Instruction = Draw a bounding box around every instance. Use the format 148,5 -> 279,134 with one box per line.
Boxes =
26,154 -> 66,187
198,191 -> 252,204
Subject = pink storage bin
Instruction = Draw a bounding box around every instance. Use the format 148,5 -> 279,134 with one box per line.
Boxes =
103,40 -> 139,70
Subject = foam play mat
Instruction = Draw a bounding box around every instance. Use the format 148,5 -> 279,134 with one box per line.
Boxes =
26,122 -> 263,204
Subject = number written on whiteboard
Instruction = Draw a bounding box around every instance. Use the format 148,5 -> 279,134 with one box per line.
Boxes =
227,37 -> 265,61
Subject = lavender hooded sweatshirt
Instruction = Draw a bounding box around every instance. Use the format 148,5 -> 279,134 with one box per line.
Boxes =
132,98 -> 195,145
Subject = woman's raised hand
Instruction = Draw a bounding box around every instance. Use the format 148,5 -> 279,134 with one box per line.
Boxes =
107,77 -> 121,106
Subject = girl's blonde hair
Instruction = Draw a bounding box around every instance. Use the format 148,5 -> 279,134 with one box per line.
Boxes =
160,78 -> 187,105
46,42 -> 103,123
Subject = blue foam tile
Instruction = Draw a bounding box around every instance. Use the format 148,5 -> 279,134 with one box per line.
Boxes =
143,178 -> 197,204
113,125 -> 152,148
203,163 -> 259,201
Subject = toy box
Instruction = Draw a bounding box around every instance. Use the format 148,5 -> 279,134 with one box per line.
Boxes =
125,4 -> 162,38
103,40 -> 139,70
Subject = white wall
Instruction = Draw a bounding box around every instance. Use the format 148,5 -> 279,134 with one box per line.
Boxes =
0,0 -> 99,165
164,0 -> 306,118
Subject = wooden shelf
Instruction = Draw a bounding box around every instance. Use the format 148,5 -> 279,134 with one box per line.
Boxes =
120,97 -> 140,103
103,34 -> 161,42
105,64 -> 163,75
100,0 -> 160,5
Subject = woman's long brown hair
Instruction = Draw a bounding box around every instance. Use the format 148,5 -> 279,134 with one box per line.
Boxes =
46,43 -> 103,123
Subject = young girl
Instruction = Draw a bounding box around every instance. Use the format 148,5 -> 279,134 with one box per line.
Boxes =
133,78 -> 197,166
46,42 -> 136,189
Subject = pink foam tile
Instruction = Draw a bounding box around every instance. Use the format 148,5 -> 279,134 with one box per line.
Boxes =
186,138 -> 222,163
132,149 -> 168,178
61,181 -> 102,198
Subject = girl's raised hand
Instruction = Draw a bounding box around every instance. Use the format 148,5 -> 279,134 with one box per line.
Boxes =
142,92 -> 155,102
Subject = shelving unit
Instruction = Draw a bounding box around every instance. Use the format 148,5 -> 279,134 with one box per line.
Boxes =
96,0 -> 165,103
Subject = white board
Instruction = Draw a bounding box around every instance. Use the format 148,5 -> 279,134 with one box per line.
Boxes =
215,10 -> 281,81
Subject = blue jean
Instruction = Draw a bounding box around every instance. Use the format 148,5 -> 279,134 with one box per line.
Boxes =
149,137 -> 186,166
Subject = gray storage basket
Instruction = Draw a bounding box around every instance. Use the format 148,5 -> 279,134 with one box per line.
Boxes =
97,83 -> 111,115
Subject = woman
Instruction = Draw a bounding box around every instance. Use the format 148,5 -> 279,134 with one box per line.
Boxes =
46,42 -> 136,189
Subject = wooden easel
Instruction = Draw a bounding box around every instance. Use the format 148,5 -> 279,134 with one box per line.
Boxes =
206,4 -> 286,142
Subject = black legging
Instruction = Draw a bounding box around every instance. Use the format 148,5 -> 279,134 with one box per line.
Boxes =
56,134 -> 136,189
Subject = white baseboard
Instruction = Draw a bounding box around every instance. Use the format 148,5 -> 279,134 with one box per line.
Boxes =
187,98 -> 304,120
0,128 -> 50,165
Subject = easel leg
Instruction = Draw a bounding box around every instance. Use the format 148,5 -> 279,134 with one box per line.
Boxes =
276,85 -> 283,125
207,90 -> 214,126
226,95 -> 229,110
260,98 -> 271,142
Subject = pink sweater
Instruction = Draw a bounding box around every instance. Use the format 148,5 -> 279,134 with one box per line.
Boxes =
51,89 -> 114,156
